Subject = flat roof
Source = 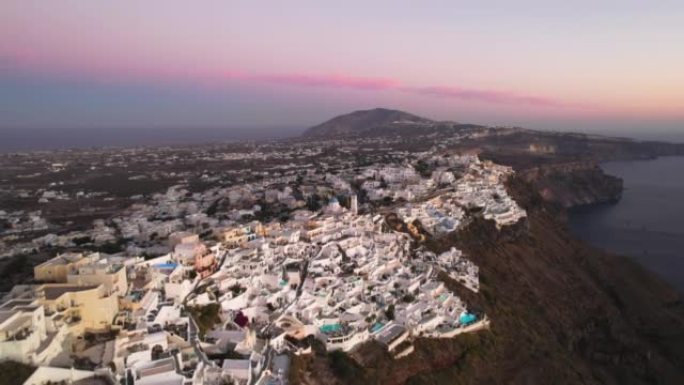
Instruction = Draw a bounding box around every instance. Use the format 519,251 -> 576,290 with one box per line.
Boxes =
0,311 -> 16,326
139,358 -> 176,377
13,305 -> 40,312
0,313 -> 31,332
0,299 -> 34,310
375,323 -> 407,346
38,253 -> 85,267
222,359 -> 250,370
43,285 -> 99,300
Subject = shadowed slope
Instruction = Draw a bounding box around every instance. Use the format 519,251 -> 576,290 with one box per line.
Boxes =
302,108 -> 434,137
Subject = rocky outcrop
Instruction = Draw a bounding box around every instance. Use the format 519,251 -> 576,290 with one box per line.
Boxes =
518,161 -> 623,208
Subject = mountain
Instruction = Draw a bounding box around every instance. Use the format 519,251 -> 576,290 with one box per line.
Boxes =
302,108 -> 436,138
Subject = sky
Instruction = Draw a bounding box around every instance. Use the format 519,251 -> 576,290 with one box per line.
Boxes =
2,0 -> 684,144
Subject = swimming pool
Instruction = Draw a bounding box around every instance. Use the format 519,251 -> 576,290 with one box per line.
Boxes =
371,322 -> 385,333
153,263 -> 178,269
459,312 -> 477,325
319,323 -> 342,333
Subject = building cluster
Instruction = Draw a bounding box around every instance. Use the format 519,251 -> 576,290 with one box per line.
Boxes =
396,155 -> 526,231
0,210 -> 49,237
0,136 -> 432,259
0,151 -> 526,385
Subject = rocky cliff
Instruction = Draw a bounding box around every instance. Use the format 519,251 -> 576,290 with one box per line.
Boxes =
290,178 -> 684,385
518,161 -> 623,208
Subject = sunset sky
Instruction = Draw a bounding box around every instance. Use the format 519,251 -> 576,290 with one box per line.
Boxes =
2,1 -> 684,138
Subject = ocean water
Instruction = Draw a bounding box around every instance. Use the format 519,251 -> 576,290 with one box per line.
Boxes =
0,126 -> 304,153
568,157 -> 684,293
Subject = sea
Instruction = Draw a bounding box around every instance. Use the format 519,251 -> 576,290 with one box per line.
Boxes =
0,126 -> 304,153
568,156 -> 684,293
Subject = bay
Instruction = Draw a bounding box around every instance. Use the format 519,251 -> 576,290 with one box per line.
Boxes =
569,156 -> 684,293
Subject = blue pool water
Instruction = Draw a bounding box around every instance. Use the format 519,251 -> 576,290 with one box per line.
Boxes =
459,312 -> 477,325
153,263 -> 178,269
371,322 -> 385,333
319,323 -> 342,333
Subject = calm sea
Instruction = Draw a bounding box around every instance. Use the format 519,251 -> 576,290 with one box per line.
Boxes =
569,156 -> 684,293
0,126 -> 304,153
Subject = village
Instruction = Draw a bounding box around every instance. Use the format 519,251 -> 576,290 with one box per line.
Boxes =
0,150 -> 526,385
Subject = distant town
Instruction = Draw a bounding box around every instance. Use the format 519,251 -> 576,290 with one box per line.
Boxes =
0,125 -> 530,385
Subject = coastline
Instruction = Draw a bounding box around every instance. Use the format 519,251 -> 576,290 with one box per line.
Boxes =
568,156 -> 684,294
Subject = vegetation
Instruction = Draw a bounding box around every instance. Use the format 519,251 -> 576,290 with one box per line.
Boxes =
328,350 -> 365,384
71,236 -> 93,245
229,284 -> 245,296
188,303 -> 221,338
79,239 -> 127,254
0,253 -> 39,292
206,198 -> 221,216
385,304 -> 395,320
413,159 -> 432,177
207,349 -> 246,360
402,294 -> 415,303
306,194 -> 323,211
0,361 -> 35,385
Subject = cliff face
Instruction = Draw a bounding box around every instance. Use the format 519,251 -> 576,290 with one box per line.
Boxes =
290,178 -> 684,385
518,161 -> 623,208
436,178 -> 684,385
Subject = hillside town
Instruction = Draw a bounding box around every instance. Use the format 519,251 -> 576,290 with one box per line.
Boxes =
0,144 -> 527,385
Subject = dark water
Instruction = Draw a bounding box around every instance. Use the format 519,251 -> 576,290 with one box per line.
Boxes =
569,157 -> 684,293
0,126 -> 304,153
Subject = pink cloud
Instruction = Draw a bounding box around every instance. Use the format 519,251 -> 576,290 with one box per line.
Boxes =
401,86 -> 569,107
1,50 -> 578,109
225,72 -> 399,90
224,71 -> 575,108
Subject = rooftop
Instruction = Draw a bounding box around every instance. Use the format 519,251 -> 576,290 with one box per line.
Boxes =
42,284 -> 99,300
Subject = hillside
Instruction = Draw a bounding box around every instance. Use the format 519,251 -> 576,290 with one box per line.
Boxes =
290,177 -> 684,385
302,108 -> 435,137
302,109 -> 684,166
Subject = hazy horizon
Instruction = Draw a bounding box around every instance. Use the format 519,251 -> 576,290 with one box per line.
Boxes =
3,112 -> 684,153
3,1 -> 684,143
0,125 -> 304,152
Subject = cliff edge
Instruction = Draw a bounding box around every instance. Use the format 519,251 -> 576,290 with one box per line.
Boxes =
290,177 -> 684,385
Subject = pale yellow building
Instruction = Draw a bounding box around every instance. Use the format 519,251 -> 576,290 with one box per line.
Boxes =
224,228 -> 252,248
33,252 -> 99,283
168,231 -> 199,247
66,260 -> 128,297
36,283 -> 119,332
223,222 -> 265,248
